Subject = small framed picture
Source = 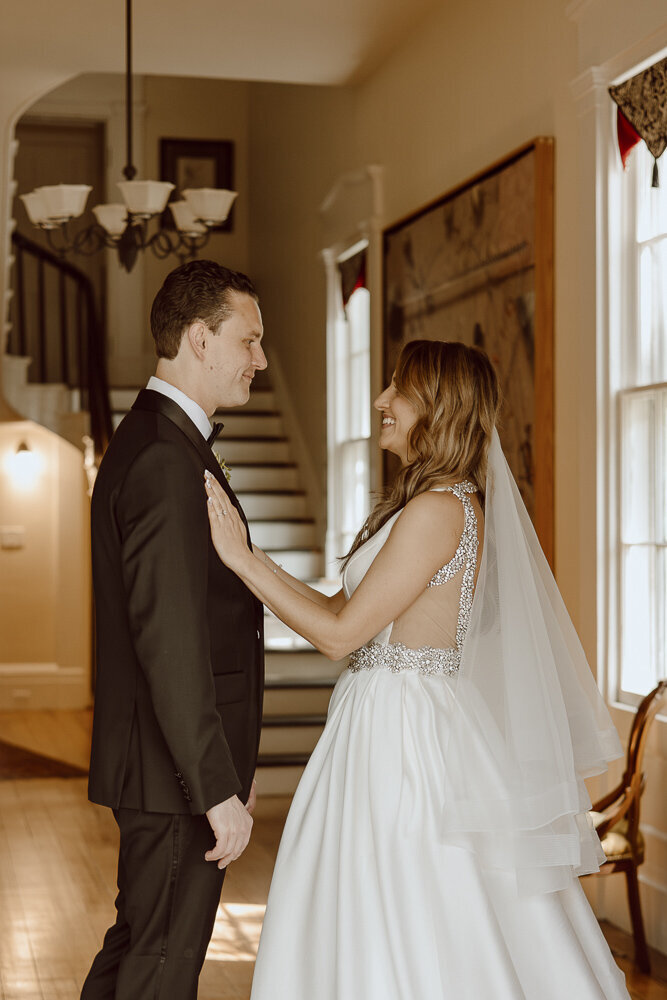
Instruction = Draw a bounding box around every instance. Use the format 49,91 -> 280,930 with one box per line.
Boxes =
159,138 -> 234,232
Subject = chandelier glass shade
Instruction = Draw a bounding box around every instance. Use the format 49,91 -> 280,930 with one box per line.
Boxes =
18,0 -> 237,273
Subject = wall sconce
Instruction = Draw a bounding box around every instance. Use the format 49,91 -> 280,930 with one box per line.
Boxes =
5,440 -> 42,490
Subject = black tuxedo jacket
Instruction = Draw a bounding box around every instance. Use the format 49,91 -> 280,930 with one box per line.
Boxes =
88,389 -> 264,815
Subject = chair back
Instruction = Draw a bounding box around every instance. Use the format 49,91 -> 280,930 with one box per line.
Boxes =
623,679 -> 667,843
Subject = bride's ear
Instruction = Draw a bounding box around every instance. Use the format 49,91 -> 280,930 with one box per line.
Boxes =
186,321 -> 208,361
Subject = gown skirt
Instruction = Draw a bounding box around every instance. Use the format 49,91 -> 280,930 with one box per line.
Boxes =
249,665 -> 630,1000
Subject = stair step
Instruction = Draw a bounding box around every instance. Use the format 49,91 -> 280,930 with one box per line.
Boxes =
109,387 -> 141,411
229,465 -> 300,491
218,388 -> 276,413
257,752 -> 312,768
261,714 -> 327,726
264,614 -> 315,651
218,413 -> 283,437
263,549 -> 323,579
255,764 -> 305,795
214,439 -> 291,463
259,726 -> 323,756
250,520 -> 317,549
238,492 -> 307,519
263,686 -> 335,716
264,648 -> 344,680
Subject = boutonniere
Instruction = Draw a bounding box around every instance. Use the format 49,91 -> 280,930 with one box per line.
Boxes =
215,453 -> 232,483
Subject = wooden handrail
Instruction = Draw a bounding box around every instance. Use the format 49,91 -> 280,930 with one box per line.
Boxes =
8,230 -> 112,455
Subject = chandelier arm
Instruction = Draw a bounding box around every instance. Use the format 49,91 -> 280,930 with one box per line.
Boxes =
145,226 -> 181,259
183,232 -> 212,257
44,226 -> 70,257
71,224 -> 115,256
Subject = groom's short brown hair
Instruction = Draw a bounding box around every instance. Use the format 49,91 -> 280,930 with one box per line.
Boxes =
150,259 -> 258,360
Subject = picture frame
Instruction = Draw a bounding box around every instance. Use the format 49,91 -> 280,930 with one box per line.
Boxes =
159,138 -> 235,232
382,138 -> 555,565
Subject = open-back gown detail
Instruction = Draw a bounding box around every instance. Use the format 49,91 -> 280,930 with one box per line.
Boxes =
249,485 -> 630,1000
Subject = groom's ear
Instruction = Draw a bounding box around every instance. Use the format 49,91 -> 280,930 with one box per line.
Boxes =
186,320 -> 208,362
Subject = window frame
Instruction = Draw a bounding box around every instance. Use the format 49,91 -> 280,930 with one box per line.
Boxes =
607,97 -> 667,706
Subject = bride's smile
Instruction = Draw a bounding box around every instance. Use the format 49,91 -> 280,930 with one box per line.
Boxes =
374,375 -> 418,465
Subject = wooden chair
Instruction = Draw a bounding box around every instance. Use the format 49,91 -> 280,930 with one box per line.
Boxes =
587,679 -> 667,974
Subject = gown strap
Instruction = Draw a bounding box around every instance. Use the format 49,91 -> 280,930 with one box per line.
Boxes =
427,481 -> 479,651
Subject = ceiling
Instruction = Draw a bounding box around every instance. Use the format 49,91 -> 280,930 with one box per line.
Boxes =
4,0 -> 443,89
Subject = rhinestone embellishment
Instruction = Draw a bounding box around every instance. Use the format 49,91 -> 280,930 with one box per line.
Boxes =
349,481 -> 479,678
427,481 -> 478,652
348,640 -> 460,676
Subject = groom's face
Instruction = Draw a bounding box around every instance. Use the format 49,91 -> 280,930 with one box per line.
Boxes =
205,291 -> 266,408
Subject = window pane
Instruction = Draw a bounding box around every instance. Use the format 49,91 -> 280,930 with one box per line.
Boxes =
661,391 -> 667,544
638,242 -> 667,385
635,144 -> 667,243
339,439 -> 370,534
349,354 -> 370,440
620,392 -> 654,543
620,544 -> 657,696
347,287 -> 370,354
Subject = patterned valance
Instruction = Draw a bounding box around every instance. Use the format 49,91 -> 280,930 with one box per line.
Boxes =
609,56 -> 667,187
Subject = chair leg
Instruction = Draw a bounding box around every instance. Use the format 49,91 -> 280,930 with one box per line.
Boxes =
624,865 -> 651,974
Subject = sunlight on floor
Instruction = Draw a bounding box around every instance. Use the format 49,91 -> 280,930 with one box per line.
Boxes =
208,903 -> 267,962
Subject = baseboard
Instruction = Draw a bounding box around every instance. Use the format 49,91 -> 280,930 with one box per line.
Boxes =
0,662 -> 90,709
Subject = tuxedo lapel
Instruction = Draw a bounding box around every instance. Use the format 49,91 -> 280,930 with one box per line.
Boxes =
132,389 -> 249,532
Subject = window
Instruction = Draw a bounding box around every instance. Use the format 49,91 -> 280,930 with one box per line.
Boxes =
326,242 -> 371,575
614,140 -> 667,701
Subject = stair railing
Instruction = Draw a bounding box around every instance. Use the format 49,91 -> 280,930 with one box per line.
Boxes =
8,230 -> 113,455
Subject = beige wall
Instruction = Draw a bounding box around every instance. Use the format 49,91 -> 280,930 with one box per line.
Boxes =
0,421 -> 90,707
248,83 -> 354,504
142,75 -> 252,374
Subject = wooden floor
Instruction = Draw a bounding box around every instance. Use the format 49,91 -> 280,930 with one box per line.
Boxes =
0,710 -> 665,1000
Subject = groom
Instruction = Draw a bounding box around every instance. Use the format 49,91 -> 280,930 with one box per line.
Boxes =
81,260 -> 267,999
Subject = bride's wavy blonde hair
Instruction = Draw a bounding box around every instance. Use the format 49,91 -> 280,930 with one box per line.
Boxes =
342,339 -> 501,567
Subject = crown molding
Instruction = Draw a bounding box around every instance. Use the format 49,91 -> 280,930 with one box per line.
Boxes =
570,66 -> 610,114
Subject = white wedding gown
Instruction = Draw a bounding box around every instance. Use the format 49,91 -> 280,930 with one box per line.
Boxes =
250,484 -> 630,1000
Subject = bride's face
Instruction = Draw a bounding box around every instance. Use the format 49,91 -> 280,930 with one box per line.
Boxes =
374,375 -> 419,465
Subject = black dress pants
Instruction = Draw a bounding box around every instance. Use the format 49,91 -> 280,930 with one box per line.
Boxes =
80,807 -> 225,1000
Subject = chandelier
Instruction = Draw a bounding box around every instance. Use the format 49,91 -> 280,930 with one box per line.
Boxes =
18,0 -> 236,273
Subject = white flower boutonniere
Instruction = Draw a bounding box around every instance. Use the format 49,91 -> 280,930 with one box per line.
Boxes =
215,453 -> 232,483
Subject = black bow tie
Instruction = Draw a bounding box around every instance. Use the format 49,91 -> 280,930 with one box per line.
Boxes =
207,421 -> 224,446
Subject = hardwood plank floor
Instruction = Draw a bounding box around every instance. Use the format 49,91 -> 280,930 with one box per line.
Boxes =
0,710 -> 665,999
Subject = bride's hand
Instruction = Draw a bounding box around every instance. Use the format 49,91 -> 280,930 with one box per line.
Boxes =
204,472 -> 251,573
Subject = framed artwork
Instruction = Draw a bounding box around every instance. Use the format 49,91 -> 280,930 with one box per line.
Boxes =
159,138 -> 235,232
382,138 -> 555,565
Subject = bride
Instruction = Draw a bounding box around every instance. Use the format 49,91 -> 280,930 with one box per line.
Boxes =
204,339 -> 630,999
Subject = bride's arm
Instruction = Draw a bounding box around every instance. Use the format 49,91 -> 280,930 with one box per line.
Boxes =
207,475 -> 462,659
251,544 -> 345,611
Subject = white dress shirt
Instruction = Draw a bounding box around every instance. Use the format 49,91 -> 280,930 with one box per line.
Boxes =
146,376 -> 213,441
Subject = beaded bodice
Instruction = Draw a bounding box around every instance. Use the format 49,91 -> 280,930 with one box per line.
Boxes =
346,482 -> 479,676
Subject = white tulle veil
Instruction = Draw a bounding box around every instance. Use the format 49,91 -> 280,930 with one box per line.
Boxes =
440,428 -> 622,894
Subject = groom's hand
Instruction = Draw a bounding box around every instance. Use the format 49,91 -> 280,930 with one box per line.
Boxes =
246,778 -> 257,816
205,795 -> 253,869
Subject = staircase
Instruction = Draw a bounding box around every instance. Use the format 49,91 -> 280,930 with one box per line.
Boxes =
5,230 -> 112,456
109,369 -> 347,795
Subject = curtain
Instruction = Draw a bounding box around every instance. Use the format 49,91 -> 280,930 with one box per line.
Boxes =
339,248 -> 367,309
609,56 -> 667,187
